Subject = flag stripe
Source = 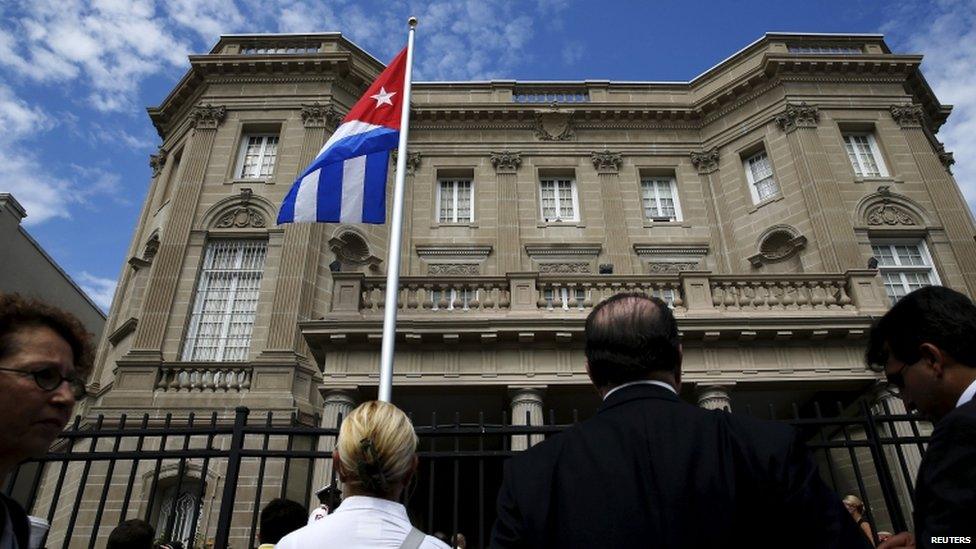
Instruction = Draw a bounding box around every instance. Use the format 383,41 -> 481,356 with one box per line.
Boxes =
340,156 -> 367,223
362,151 -> 389,223
293,169 -> 320,222
317,162 -> 344,222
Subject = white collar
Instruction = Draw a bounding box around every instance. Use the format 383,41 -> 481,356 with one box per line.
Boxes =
603,379 -> 677,401
956,377 -> 976,409
333,495 -> 408,520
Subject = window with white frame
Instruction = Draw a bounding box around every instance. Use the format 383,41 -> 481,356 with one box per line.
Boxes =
236,134 -> 279,179
843,133 -> 888,178
743,150 -> 780,204
871,241 -> 938,304
437,179 -> 473,223
430,288 -> 472,311
153,480 -> 202,548
182,240 -> 267,362
640,177 -> 682,221
543,287 -> 586,310
539,178 -> 579,222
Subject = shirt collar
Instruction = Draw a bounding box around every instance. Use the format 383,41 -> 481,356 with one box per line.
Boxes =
603,379 -> 677,401
956,377 -> 976,408
333,495 -> 409,521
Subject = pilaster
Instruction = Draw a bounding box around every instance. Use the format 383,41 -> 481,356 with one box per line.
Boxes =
492,152 -> 523,274
592,150 -> 632,274
690,148 -> 732,273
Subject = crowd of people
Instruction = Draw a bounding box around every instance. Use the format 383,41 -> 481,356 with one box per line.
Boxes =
0,286 -> 973,548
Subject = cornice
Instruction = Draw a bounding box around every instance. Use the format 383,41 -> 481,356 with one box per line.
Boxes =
524,244 -> 602,257
415,244 -> 493,258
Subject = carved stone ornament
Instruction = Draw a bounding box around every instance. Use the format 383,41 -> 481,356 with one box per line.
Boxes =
690,148 -> 720,175
149,149 -> 167,178
301,102 -> 342,129
538,262 -> 590,273
890,104 -> 924,128
591,150 -> 622,173
189,104 -> 227,129
936,142 -> 955,173
428,263 -> 480,275
774,102 -> 819,133
215,188 -> 266,229
143,233 -> 160,261
490,151 -> 522,172
648,262 -> 699,273
749,229 -> 807,267
867,203 -> 916,226
391,150 -> 422,174
534,106 -> 575,141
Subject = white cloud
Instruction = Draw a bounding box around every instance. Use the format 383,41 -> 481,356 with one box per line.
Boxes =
76,271 -> 116,312
885,0 -> 976,214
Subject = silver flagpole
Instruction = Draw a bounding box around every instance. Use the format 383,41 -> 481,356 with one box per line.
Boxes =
378,17 -> 418,402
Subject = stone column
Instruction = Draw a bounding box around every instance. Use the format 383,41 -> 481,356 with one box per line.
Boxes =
491,152 -> 522,274
310,388 -> 358,502
131,104 -> 227,357
262,104 -> 338,360
593,150 -> 633,274
890,104 -> 976,295
775,102 -> 862,271
870,381 -> 926,531
690,149 -> 732,273
696,383 -> 733,412
510,387 -> 545,450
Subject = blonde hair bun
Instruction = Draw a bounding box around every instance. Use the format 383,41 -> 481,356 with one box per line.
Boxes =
336,401 -> 418,497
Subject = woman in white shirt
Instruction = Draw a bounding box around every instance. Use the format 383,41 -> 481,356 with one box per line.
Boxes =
275,401 -> 449,549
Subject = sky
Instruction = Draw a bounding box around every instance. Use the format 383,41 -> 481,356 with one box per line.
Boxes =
1,0 -> 974,313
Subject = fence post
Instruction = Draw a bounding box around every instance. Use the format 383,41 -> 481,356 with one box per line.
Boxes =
861,400 -> 907,532
213,406 -> 249,549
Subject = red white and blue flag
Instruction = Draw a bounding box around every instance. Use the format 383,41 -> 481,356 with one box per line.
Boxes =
278,48 -> 408,224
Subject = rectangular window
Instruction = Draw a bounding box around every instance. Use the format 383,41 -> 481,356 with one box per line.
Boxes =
182,240 -> 267,362
437,179 -> 473,223
640,177 -> 682,221
743,150 -> 780,204
871,241 -> 938,304
430,288 -> 472,311
843,133 -> 888,177
543,287 -> 586,310
237,134 -> 279,179
539,178 -> 579,222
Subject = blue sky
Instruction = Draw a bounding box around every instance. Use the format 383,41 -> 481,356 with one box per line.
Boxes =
1,0 -> 975,312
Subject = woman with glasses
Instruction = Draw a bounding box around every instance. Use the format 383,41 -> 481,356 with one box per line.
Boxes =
276,401 -> 449,549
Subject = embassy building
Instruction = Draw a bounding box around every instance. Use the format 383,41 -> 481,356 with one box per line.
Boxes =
20,32 -> 976,547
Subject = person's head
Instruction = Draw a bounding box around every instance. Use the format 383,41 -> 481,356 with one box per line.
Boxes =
259,498 -> 307,545
451,532 -> 467,548
584,293 -> 682,394
842,494 -> 864,518
866,286 -> 976,421
0,294 -> 93,474
333,401 -> 418,501
106,519 -> 155,549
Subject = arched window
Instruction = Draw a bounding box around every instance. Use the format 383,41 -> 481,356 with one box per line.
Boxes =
152,478 -> 204,547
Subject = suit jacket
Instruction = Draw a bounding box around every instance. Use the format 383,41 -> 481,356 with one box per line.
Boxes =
0,492 -> 29,549
914,397 -> 976,547
490,384 -> 869,549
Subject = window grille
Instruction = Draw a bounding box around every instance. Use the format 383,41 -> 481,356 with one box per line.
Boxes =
540,179 -> 579,222
155,484 -> 202,548
438,179 -> 473,223
183,240 -> 267,362
238,135 -> 279,179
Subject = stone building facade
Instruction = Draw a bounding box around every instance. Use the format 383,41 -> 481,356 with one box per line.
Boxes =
32,32 -> 976,547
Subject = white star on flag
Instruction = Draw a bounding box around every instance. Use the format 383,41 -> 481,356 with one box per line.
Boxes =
370,87 -> 396,107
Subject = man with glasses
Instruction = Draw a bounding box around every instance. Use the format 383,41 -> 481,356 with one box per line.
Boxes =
0,293 -> 93,549
866,286 -> 976,548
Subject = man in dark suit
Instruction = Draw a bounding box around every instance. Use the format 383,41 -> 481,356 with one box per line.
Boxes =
490,293 -> 869,548
0,294 -> 93,548
866,286 -> 976,549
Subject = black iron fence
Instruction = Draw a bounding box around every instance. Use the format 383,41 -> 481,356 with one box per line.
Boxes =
2,399 -> 931,549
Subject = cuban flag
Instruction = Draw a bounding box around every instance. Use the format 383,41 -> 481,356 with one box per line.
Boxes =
278,48 -> 408,224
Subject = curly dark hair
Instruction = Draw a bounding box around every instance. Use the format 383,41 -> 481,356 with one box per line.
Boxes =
0,293 -> 95,378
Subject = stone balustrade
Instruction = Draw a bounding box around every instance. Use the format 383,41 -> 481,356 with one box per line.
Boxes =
360,276 -> 512,312
154,365 -> 253,392
709,275 -> 853,311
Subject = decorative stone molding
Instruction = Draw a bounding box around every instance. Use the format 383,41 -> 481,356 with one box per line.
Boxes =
428,263 -> 481,275
143,232 -> 160,261
538,262 -> 590,274
329,229 -> 382,271
648,262 -> 699,274
300,102 -> 341,129
391,150 -> 422,174
690,148 -> 720,175
534,106 -> 575,141
149,148 -> 167,178
188,104 -> 227,129
214,189 -> 267,229
696,384 -> 733,412
416,244 -> 492,259
591,150 -> 622,173
525,244 -> 602,257
774,102 -> 819,133
890,104 -> 924,128
490,151 -> 522,173
867,203 -> 916,226
634,244 -> 708,273
936,142 -> 955,173
748,226 -> 807,267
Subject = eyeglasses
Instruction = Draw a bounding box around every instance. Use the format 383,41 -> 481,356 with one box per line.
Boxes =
886,360 -> 918,391
0,367 -> 87,399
